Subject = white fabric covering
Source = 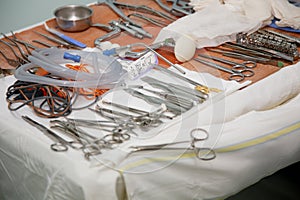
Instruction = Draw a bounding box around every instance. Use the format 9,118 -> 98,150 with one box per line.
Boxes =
155,0 -> 300,49
1,61 -> 300,199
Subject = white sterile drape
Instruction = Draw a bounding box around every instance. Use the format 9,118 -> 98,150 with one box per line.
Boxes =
0,66 -> 248,200
1,61 -> 300,199
118,62 -> 300,199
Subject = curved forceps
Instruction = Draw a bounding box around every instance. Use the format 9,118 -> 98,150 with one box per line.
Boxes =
194,57 -> 254,82
130,128 -> 216,161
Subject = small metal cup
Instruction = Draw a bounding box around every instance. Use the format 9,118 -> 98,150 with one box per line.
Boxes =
54,5 -> 93,32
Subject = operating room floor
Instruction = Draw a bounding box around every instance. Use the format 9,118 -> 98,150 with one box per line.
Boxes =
227,161 -> 300,200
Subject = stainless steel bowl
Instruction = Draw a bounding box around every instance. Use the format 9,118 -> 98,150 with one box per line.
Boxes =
54,5 -> 93,32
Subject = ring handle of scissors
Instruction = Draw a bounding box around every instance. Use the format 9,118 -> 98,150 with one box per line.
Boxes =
231,66 -> 255,77
103,134 -> 123,144
51,142 -> 68,152
118,133 -> 131,141
242,60 -> 256,68
229,73 -> 245,82
82,144 -> 102,160
190,128 -> 209,142
194,147 -> 216,161
103,132 -> 130,144
133,116 -> 162,127
68,141 -> 84,150
112,128 -> 131,140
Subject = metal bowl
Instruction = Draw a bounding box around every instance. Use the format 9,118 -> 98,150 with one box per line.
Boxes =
54,5 -> 93,32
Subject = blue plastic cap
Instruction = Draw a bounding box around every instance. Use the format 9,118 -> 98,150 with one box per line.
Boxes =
63,52 -> 81,62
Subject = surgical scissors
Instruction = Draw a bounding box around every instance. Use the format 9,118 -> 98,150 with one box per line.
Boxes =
208,48 -> 284,68
22,115 -> 83,152
130,128 -> 216,160
50,119 -> 117,159
194,57 -> 255,82
198,53 -> 256,69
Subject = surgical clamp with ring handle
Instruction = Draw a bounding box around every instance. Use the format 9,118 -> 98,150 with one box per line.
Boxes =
194,57 -> 255,82
91,105 -> 163,129
130,128 -> 216,161
82,126 -> 131,159
22,115 -> 83,152
50,119 -> 122,158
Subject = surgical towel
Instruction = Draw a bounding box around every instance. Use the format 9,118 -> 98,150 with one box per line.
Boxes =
155,3 -> 262,49
155,0 -> 300,49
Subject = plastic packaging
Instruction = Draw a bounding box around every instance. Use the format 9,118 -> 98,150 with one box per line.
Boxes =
14,48 -> 126,88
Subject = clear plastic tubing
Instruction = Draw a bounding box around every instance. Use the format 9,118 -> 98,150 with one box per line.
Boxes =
15,48 -> 126,88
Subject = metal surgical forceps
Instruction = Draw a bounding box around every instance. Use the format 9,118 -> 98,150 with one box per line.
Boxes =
113,1 -> 177,21
130,128 -> 216,161
97,0 -> 141,28
0,49 -> 20,67
194,57 -> 255,82
155,0 -> 194,16
22,116 -> 83,152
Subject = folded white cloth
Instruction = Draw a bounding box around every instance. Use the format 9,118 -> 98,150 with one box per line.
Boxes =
155,3 -> 262,49
191,0 -> 300,28
155,0 -> 300,57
